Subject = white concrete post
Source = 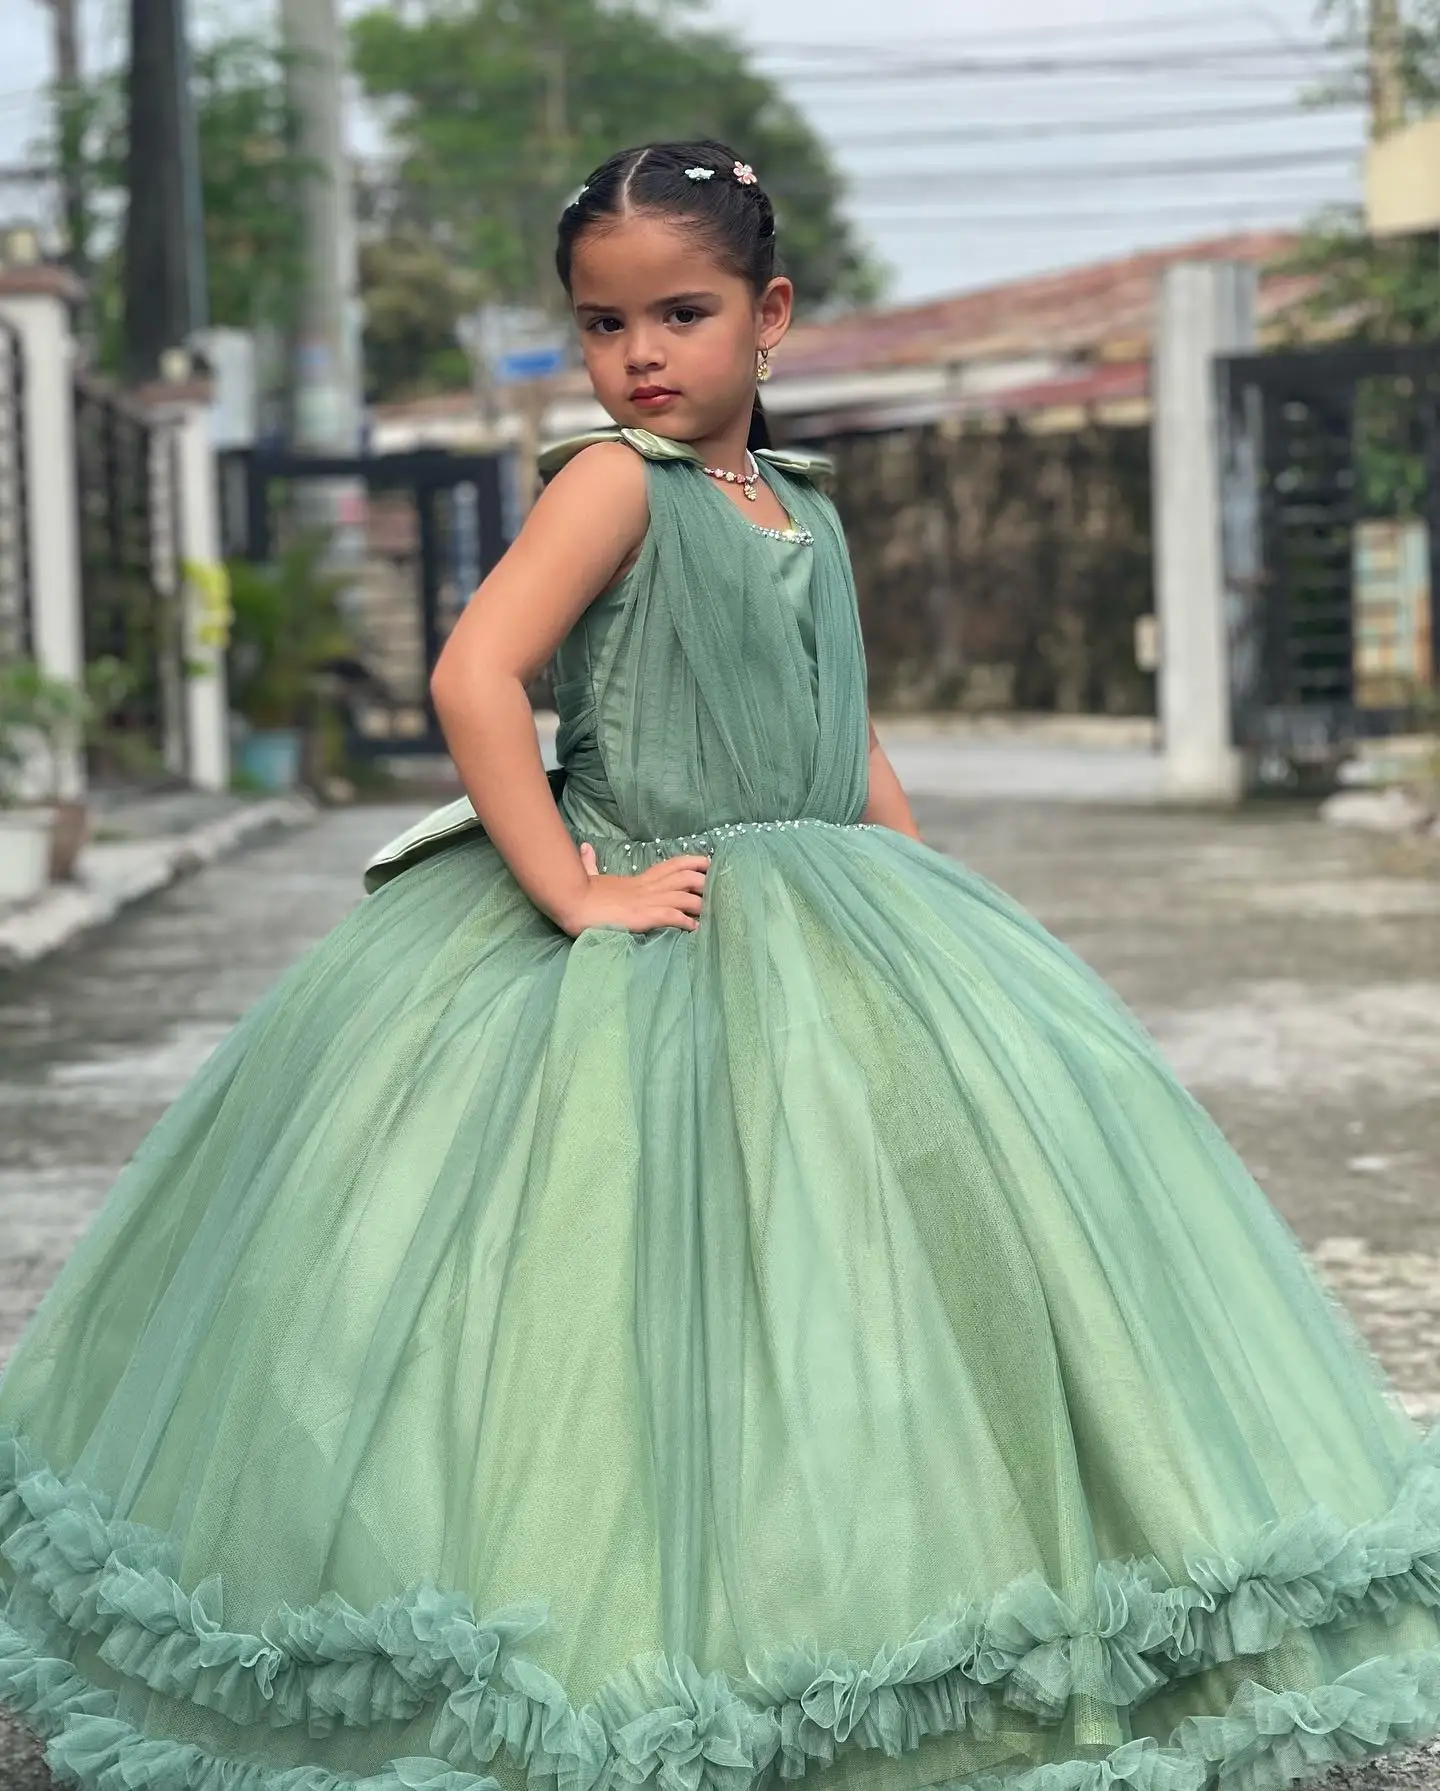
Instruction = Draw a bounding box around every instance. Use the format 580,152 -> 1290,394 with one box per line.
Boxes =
145,385 -> 230,792
178,399 -> 230,791
0,266 -> 86,799
1151,261 -> 1257,803
133,370 -> 231,793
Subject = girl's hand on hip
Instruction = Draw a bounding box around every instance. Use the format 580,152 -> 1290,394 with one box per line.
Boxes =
561,846 -> 709,937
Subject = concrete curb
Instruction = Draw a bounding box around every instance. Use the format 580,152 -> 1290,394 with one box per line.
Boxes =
0,795 -> 319,971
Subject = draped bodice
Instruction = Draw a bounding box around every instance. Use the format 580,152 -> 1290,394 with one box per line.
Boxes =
546,429 -> 870,855
361,427 -> 871,893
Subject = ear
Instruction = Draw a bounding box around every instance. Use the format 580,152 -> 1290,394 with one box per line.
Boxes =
759,276 -> 794,349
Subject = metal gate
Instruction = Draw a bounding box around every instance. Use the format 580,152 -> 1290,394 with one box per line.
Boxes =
74,377 -> 188,782
222,447 -> 509,757
0,315 -> 29,664
1220,342 -> 1440,772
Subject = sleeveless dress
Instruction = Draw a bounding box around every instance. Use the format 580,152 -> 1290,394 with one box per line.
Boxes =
4,427 -> 1440,1791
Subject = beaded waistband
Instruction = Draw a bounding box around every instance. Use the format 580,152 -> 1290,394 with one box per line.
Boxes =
588,816 -> 877,872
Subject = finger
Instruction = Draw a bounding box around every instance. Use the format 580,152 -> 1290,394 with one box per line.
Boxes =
579,842 -> 599,878
662,854 -> 712,871
652,864 -> 708,890
636,908 -> 697,933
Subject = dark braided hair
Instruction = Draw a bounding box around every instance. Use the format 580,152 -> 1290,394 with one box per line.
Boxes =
556,140 -> 779,451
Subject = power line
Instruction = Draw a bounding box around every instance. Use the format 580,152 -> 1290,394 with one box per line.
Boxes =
761,45 -> 1350,84
747,7 -> 1308,53
842,147 -> 1358,193
855,200 -> 1342,229
755,33 -> 1358,67
832,102 -> 1364,149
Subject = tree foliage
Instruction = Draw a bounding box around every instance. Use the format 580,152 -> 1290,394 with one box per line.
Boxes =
348,0 -> 884,329
75,31 -> 309,368
1279,0 -> 1440,344
357,224 -> 484,401
78,4 -> 881,399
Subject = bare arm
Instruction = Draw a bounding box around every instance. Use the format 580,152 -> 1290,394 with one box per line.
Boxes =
861,717 -> 923,840
430,444 -> 705,936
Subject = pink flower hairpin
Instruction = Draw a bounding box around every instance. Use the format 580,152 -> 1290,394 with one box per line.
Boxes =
732,162 -> 757,185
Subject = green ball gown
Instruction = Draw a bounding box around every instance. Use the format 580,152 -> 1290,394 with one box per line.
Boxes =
4,428 -> 1440,1791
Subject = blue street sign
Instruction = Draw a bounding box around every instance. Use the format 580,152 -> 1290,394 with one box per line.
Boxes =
496,345 -> 567,382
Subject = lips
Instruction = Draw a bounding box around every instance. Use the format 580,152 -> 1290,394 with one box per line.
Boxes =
630,386 -> 679,404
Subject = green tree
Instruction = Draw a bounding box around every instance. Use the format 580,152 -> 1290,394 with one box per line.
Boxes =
348,0 -> 884,324
1271,2 -> 1440,517
1279,0 -> 1440,344
358,222 -> 484,401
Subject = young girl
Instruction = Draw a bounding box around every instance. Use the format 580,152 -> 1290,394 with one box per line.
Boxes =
3,139 -> 1440,1791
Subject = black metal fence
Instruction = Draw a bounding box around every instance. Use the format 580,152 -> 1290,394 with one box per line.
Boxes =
221,446 -> 509,757
1221,342 -> 1440,766
74,377 -> 187,782
0,315 -> 29,664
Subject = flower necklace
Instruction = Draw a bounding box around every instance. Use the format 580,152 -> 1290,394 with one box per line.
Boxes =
700,450 -> 760,502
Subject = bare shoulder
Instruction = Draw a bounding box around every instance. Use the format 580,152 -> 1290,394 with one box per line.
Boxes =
534,440 -> 648,529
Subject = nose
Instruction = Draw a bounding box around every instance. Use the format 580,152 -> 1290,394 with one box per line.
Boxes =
624,330 -> 664,375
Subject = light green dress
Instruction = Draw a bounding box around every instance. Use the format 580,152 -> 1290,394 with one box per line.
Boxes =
4,427 -> 1440,1791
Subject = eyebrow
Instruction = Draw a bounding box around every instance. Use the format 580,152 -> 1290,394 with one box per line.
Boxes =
573,291 -> 721,315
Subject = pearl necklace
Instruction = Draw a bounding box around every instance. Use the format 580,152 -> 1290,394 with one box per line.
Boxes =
700,449 -> 760,502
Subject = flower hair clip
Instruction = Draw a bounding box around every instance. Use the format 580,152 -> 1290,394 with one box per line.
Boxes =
683,162 -> 759,187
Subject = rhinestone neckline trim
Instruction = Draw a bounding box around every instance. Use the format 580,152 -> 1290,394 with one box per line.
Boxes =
747,520 -> 814,545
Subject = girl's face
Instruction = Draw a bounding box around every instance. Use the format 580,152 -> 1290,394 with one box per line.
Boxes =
568,213 -> 791,447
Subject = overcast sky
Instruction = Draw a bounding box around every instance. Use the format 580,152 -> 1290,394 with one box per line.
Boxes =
0,0 -> 1363,307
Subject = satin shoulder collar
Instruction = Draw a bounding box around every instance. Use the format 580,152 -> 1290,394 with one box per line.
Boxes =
536,425 -> 833,484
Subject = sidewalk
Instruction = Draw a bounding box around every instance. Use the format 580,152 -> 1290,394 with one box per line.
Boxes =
0,789 -> 317,970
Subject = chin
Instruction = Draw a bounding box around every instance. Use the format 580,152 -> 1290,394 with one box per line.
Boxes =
621,412 -> 693,439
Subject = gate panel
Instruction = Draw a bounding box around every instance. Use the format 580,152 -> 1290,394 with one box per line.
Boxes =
74,378 -> 188,782
225,448 -> 510,757
1222,343 -> 1440,766
0,316 -> 29,663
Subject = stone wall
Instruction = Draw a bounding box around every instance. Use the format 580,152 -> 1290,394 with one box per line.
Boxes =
817,418 -> 1155,716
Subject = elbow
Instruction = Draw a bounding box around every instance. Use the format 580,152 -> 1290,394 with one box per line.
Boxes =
429,657 -> 458,720
430,638 -> 476,713
430,650 -> 525,722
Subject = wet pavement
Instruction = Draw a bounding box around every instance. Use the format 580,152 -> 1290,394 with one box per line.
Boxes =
1,769 -> 1439,1789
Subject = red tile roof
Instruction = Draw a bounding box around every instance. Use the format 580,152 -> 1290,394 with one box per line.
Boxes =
777,230 -> 1308,378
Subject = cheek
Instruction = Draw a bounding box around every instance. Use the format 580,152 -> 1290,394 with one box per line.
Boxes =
686,327 -> 752,383
580,335 -> 622,380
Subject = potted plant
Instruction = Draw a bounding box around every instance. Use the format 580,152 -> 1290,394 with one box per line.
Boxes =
226,534 -> 353,792
0,656 -> 154,894
0,668 -> 52,904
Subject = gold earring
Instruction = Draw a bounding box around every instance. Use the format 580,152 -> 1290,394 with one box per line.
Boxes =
757,344 -> 772,384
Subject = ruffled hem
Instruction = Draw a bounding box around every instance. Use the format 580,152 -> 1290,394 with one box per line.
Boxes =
7,1420 -> 1440,1791
8,1625 -> 1440,1791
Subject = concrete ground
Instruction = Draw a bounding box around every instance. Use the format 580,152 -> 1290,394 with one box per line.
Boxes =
1,736 -> 1439,1788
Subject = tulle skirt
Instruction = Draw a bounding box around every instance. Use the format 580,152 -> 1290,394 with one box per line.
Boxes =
3,818 -> 1440,1791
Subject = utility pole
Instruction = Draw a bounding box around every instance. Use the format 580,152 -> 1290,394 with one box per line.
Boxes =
279,0 -> 361,457
1369,0 -> 1406,141
122,0 -> 207,384
41,0 -> 87,278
